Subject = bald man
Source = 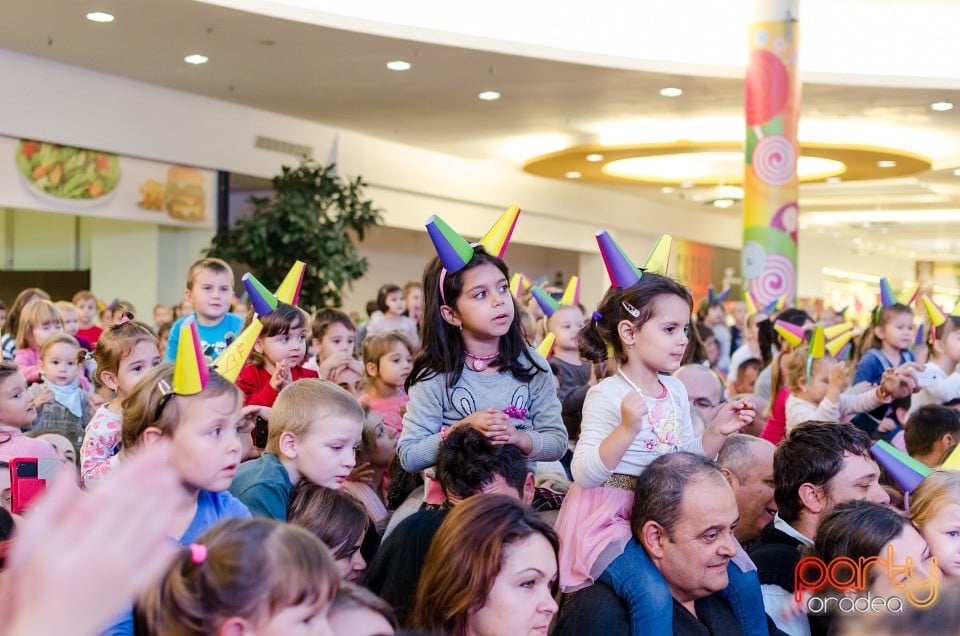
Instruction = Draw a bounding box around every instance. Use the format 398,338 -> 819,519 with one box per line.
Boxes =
717,434 -> 777,545
674,364 -> 726,435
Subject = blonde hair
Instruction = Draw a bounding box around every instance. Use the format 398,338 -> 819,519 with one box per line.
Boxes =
186,257 -> 233,290
910,470 -> 960,530
15,299 -> 62,349
139,517 -> 338,636
361,331 -> 413,380
120,363 -> 242,450
39,334 -> 84,364
72,290 -> 96,306
265,378 -> 364,455
783,346 -> 833,392
54,300 -> 77,320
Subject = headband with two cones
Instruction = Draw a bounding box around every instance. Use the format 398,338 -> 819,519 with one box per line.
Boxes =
531,278 -> 581,318
773,321 -> 854,382
426,206 -> 520,304
707,285 -> 730,304
920,292 -> 950,346
170,261 -> 307,392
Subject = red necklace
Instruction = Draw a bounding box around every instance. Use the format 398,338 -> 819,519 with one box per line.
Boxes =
465,350 -> 499,371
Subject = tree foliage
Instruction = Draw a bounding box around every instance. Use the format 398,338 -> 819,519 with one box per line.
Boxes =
207,158 -> 382,309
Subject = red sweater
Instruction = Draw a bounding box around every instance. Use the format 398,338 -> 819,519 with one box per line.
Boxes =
235,363 -> 318,407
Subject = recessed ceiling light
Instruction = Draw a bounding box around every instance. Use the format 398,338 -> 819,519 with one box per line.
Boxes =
931,101 -> 954,112
953,168 -> 960,176
659,87 -> 683,97
877,160 -> 897,168
564,171 -> 582,179
825,176 -> 842,183
386,60 -> 411,71
86,11 -> 114,23
585,153 -> 604,162
680,182 -> 695,189
713,198 -> 735,208
184,54 -> 209,65
478,90 -> 501,101
661,186 -> 675,194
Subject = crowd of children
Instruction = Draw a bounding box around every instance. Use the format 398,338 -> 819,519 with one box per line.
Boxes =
5,206 -> 960,636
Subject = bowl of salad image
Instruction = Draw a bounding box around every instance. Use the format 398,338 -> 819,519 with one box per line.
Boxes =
15,140 -> 120,207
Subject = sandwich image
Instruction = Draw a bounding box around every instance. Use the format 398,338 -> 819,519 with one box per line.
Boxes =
165,166 -> 206,221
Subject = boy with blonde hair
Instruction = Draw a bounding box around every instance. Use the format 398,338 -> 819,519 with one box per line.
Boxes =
230,378 -> 365,520
163,257 -> 243,361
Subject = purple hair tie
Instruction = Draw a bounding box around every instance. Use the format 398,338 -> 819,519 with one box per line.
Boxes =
592,311 -> 602,321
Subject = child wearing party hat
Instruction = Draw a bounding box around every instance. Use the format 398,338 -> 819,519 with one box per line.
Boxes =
99,318 -> 252,636
398,209 -> 567,498
783,327 -> 901,434
552,229 -> 766,633
910,293 -> 960,414
163,257 -> 244,362
234,271 -> 318,408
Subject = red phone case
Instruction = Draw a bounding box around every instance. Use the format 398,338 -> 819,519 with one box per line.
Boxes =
10,457 -> 46,515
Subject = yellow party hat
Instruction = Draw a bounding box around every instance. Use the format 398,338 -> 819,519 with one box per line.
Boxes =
275,261 -> 306,306
172,318 -> 209,395
213,318 -> 263,383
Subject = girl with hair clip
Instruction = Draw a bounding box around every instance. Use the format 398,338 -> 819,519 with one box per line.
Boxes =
137,517 -> 338,636
553,231 -> 767,634
911,294 -> 960,414
911,469 -> 960,579
1,287 -> 50,362
13,299 -> 64,385
288,481 -> 371,583
411,494 -> 559,636
852,279 -> 923,436
235,300 -> 318,408
102,322 -> 252,636
26,334 -> 93,454
397,212 -> 567,505
78,313 -> 160,488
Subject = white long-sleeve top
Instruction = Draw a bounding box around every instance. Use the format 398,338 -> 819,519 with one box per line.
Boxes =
571,374 -> 705,488
785,385 -> 885,433
909,362 -> 960,415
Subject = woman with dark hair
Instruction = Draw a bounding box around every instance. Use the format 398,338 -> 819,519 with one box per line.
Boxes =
411,494 -> 558,635
288,481 -> 371,583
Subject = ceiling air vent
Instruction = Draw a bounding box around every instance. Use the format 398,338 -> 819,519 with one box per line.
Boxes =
254,135 -> 313,158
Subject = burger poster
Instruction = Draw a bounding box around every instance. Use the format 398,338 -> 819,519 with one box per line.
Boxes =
0,134 -> 214,228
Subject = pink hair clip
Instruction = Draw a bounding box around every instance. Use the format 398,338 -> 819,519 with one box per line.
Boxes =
119,313 -> 133,324
189,543 -> 207,564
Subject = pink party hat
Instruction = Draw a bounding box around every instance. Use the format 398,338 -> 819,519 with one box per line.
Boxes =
172,317 -> 209,396
560,276 -> 580,308
879,277 -> 897,307
774,320 -> 805,348
596,230 -> 642,288
641,234 -> 672,275
531,286 -> 561,317
242,272 -> 279,317
479,205 -> 520,259
426,215 -> 475,273
275,261 -> 306,306
871,440 -> 932,493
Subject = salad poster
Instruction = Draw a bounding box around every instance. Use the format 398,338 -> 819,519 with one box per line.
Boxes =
0,135 -> 214,228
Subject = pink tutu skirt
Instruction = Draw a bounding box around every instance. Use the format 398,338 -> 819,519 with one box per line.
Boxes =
555,482 -> 635,593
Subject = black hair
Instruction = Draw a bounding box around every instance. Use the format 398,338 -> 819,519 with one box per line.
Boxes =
905,405 -> 960,457
930,315 -> 960,349
408,247 -> 543,390
437,426 -> 528,499
856,303 -> 913,362
581,273 -> 692,365
376,284 -> 403,313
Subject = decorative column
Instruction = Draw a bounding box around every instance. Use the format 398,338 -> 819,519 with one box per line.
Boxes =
742,1 -> 800,307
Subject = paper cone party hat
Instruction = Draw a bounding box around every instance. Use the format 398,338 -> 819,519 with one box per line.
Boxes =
560,276 -> 580,308
775,293 -> 789,311
921,293 -> 949,328
871,440 -> 932,493
900,285 -> 920,307
879,278 -> 897,307
943,443 -> 960,471
275,261 -> 306,306
823,322 -> 854,340
510,273 -> 528,299
641,234 -> 672,275
242,272 -> 279,317
744,291 -> 759,316
774,320 -> 805,348
762,298 -> 780,313
531,286 -> 561,317
479,205 -> 520,259
213,318 -> 263,383
533,274 -> 549,289
914,324 -> 925,349
826,331 -> 854,358
806,326 -> 826,383
173,318 -> 209,395
426,215 -> 475,273
596,230 -> 641,288
537,333 -> 556,359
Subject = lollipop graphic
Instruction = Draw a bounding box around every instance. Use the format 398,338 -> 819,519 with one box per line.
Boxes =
752,136 -> 796,186
745,50 -> 789,127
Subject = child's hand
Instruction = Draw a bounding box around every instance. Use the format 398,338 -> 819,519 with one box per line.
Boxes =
459,407 -> 510,441
619,392 -> 649,435
269,360 -> 290,392
877,417 -> 898,434
707,399 -> 755,437
34,387 -> 54,407
88,392 -> 106,409
318,352 -> 357,381
880,366 -> 915,399
349,461 -> 375,485
827,361 -> 850,392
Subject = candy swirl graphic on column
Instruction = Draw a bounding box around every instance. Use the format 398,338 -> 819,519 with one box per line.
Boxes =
752,135 -> 795,185
748,252 -> 795,303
